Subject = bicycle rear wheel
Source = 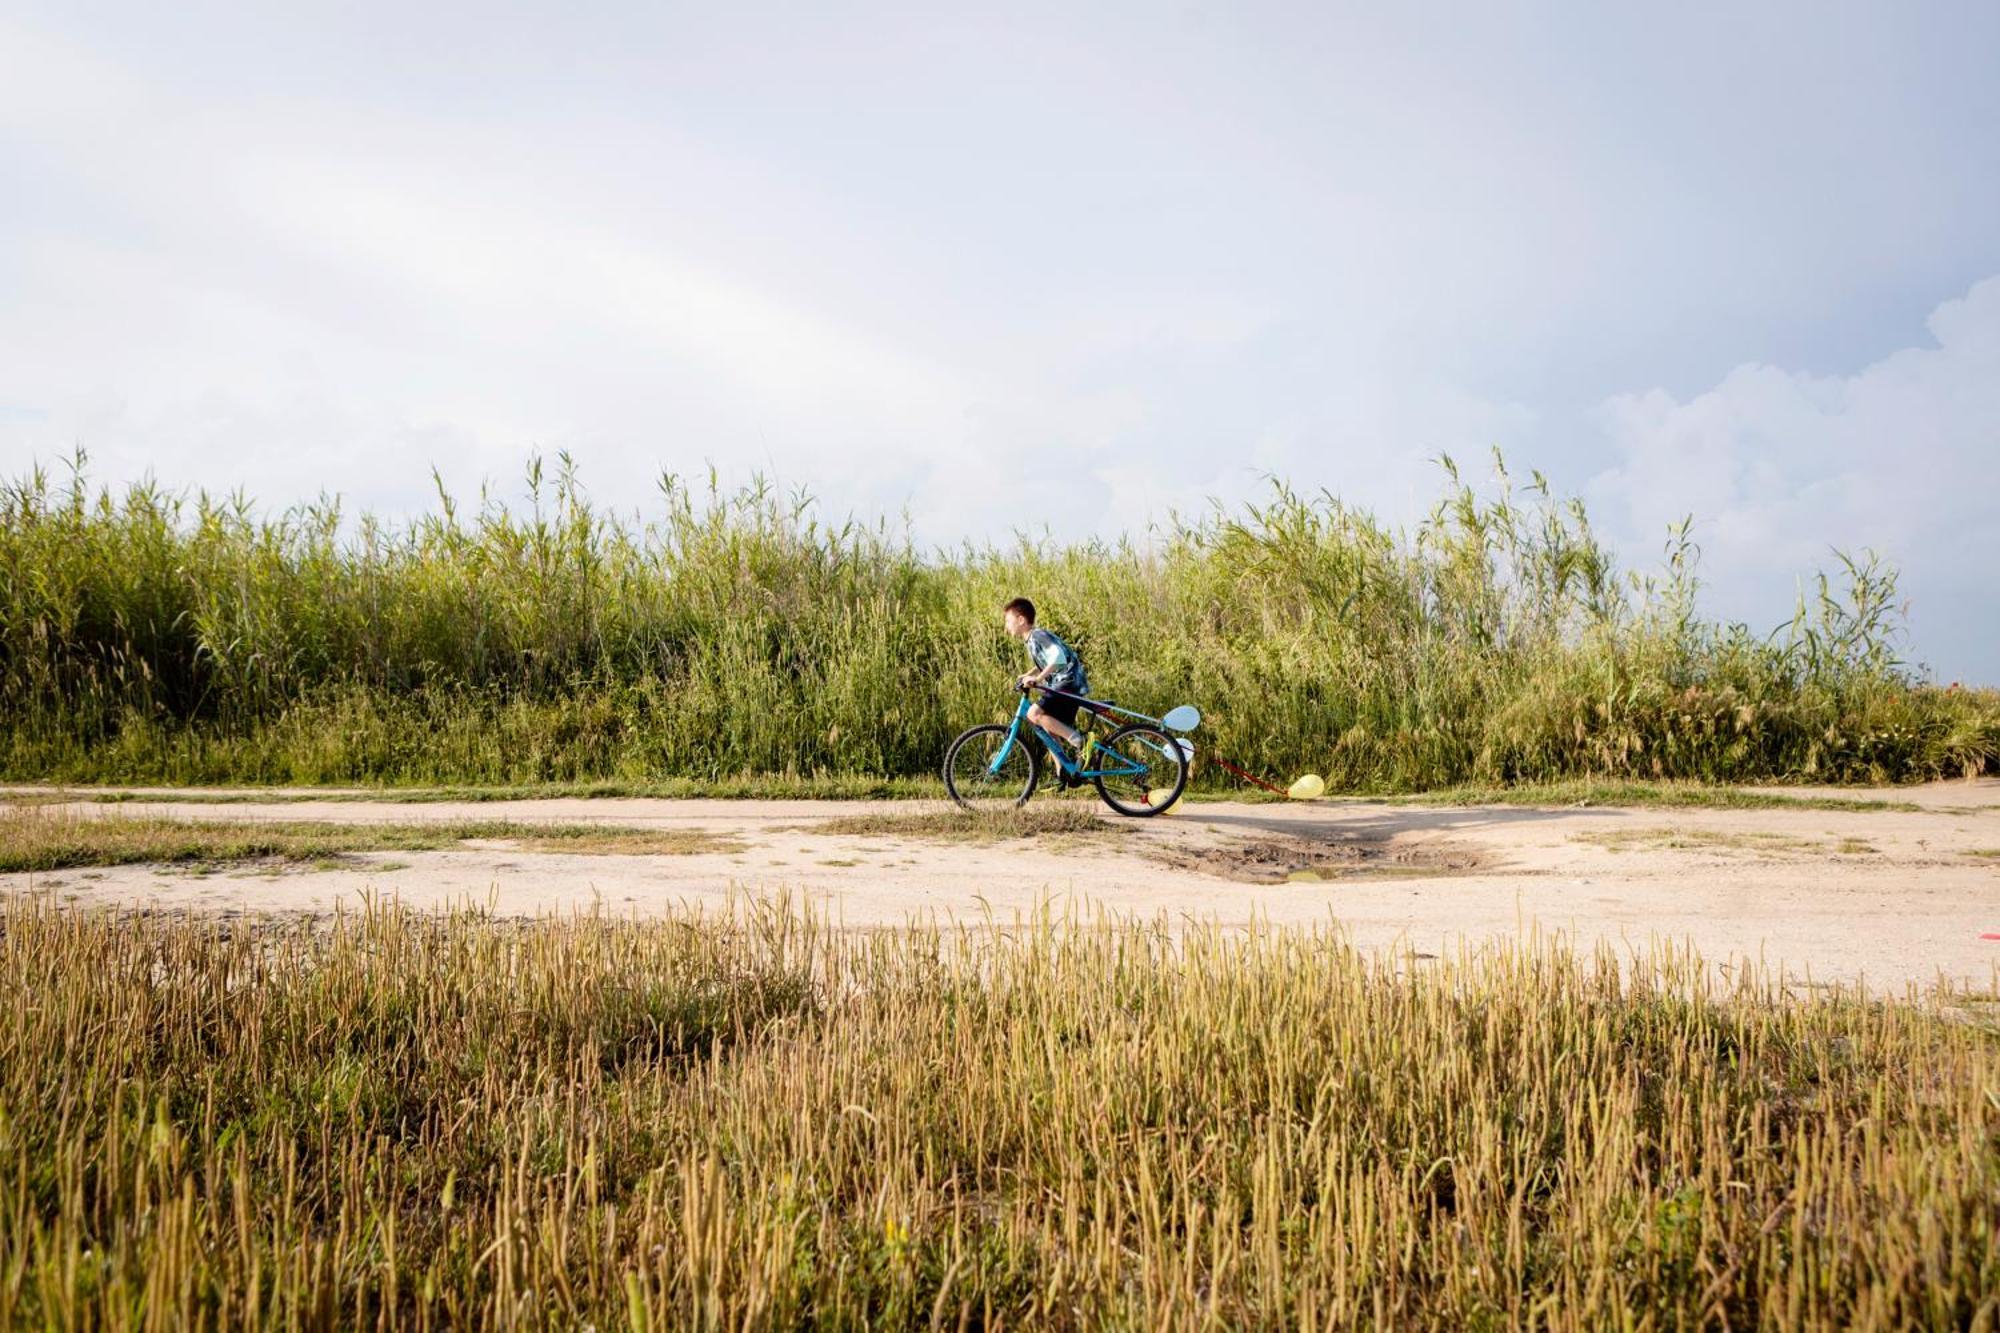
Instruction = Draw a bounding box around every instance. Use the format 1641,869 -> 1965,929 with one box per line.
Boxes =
1092,723 -> 1188,817
943,724 -> 1040,811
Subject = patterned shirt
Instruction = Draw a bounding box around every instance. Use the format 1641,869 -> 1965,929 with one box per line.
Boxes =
1026,627 -> 1088,695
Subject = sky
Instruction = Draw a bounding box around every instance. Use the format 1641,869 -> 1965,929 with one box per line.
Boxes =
3,0 -> 1997,680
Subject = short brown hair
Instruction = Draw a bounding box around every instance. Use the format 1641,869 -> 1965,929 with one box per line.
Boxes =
1002,597 -> 1036,623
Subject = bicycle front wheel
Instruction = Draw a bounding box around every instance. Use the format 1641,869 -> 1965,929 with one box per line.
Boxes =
1092,724 -> 1188,817
943,724 -> 1040,812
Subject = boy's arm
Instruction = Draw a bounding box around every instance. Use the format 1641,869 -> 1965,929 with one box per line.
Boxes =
1019,646 -> 1072,688
1018,630 -> 1052,688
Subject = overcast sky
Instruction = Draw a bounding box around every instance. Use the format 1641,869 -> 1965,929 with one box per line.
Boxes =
4,1 -> 1997,679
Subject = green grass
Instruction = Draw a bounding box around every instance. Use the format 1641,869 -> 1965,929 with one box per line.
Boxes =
5,451 -> 1996,793
0,808 -> 742,872
0,776 -> 1943,812
0,897 -> 1993,1327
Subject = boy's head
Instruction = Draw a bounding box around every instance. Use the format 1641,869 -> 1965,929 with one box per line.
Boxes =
1001,596 -> 1036,639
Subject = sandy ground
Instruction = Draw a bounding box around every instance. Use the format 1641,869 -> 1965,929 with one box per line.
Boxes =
7,779 -> 2000,994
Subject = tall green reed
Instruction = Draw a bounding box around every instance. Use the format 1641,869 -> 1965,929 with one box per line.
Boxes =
2,449 -> 1993,788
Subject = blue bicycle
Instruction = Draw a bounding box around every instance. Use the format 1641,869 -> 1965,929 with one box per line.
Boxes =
942,683 -> 1197,817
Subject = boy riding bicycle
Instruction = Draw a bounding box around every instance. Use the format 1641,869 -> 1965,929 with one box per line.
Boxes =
940,598 -> 1187,816
1001,597 -> 1089,749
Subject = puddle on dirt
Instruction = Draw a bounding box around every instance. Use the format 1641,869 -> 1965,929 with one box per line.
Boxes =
1147,835 -> 1482,885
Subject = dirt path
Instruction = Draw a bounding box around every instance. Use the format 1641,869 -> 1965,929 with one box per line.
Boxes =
9,780 -> 2000,993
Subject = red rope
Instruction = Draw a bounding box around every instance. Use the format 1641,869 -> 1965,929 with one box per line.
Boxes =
1209,755 -> 1289,796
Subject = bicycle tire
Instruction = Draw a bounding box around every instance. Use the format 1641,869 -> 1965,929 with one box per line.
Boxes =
1092,723 -> 1187,817
943,724 -> 1040,811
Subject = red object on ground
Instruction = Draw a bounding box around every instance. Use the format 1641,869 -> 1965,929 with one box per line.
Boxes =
1982,933 -> 2000,941
1211,755 -> 1290,796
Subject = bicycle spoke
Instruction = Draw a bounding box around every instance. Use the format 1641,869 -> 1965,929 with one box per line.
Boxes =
1092,725 -> 1187,816
945,724 -> 1037,811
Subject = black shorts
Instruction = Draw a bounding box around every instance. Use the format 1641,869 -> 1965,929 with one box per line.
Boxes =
1036,687 -> 1084,727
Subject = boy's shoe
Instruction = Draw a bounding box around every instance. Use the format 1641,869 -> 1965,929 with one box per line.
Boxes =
1055,736 -> 1093,789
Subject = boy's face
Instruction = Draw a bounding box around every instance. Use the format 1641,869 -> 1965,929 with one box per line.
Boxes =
1003,609 -> 1031,638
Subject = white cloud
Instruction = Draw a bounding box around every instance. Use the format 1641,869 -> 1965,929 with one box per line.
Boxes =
1588,276 -> 2000,680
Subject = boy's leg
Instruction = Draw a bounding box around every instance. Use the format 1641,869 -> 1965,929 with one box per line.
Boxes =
1026,703 -> 1082,747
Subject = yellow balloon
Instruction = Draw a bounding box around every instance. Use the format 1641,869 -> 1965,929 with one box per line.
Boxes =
1287,774 -> 1326,800
1147,787 -> 1184,814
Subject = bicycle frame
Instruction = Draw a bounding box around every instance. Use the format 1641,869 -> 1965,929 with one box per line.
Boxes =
986,691 -> 1148,781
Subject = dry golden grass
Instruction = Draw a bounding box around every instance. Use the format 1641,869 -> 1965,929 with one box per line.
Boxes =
480,828 -> 744,857
0,894 -> 1994,1328
0,806 -> 740,872
0,791 -> 81,807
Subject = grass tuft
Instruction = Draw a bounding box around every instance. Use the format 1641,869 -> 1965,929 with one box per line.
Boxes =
1381,778 -> 1927,811
808,802 -> 1124,844
1577,827 -> 1822,856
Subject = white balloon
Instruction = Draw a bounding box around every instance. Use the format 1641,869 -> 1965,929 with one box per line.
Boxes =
1162,705 -> 1201,732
